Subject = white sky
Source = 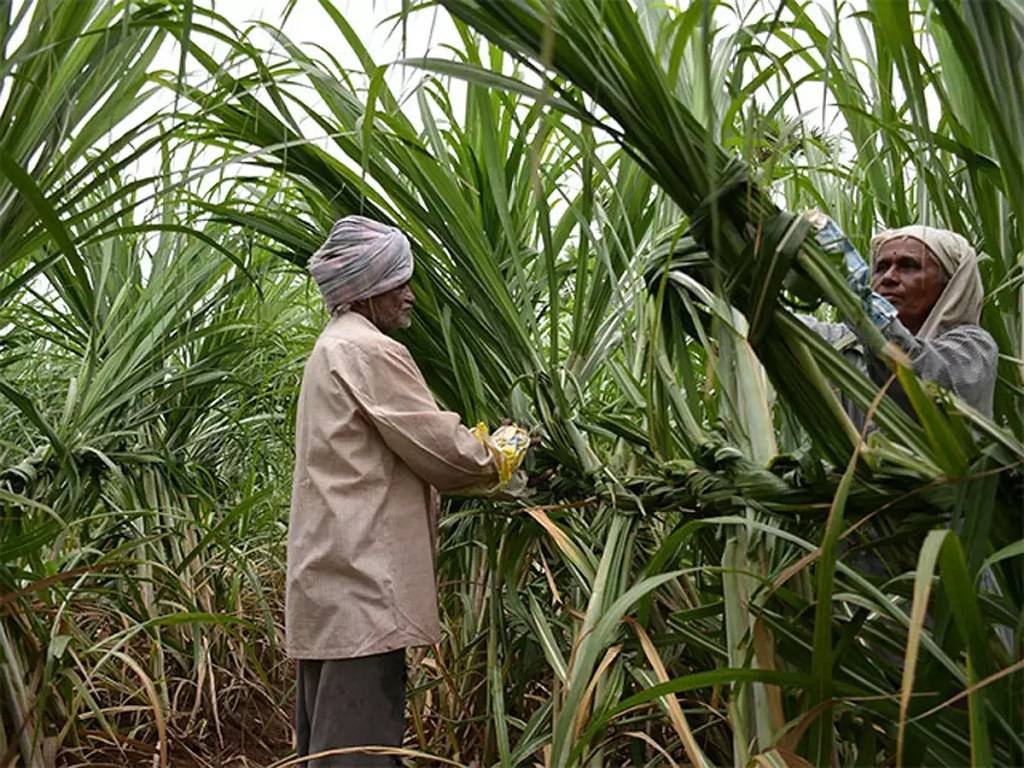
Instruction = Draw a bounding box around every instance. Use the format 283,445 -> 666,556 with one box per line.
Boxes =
181,0 -> 865,128
130,1 -> 873,210
125,1 -> 467,221
5,0 -> 905,233
156,0 -> 464,119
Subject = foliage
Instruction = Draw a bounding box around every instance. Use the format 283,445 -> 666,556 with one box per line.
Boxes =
1,1 -> 1021,766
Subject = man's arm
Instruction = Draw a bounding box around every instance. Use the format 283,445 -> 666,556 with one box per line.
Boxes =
335,340 -> 499,491
797,314 -> 853,347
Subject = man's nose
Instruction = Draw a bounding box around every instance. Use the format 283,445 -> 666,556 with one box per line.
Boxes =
877,263 -> 899,284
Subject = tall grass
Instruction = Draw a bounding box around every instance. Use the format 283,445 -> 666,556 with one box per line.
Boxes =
1,1 -> 1021,766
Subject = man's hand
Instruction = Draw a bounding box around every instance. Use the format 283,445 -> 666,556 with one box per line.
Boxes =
471,422 -> 531,485
803,209 -> 899,330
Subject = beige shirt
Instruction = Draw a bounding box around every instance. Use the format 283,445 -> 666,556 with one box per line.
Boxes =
286,312 -> 496,659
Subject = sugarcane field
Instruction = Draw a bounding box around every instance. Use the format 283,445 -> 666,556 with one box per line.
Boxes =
2,0 -> 1023,766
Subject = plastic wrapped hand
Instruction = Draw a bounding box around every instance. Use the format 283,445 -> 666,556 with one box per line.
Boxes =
471,422 -> 531,486
802,209 -> 898,329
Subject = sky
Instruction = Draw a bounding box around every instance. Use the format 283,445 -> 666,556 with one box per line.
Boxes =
5,0 -> 905,171
3,0 -> 897,231
128,1 -> 468,214
133,1 -> 864,187
187,1 -> 911,158
132,1 -> 882,218
157,0 -> 464,116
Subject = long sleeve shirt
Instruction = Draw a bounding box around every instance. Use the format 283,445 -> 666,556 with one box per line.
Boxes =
286,312 -> 497,659
801,315 -> 998,431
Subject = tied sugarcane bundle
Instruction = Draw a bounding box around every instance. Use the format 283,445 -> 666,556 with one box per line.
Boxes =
435,0 -> 929,464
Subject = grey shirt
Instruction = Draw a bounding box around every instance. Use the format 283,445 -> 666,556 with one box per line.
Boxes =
801,316 -> 998,431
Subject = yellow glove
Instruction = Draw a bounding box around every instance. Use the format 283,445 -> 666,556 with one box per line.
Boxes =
471,422 -> 530,485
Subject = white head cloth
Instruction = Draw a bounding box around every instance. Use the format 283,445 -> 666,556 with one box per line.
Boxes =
870,225 -> 984,339
307,216 -> 413,312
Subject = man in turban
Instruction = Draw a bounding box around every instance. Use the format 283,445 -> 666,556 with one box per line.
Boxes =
287,216 -> 504,766
802,218 -> 998,431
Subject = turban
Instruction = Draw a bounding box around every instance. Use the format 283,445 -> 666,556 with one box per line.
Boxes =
870,225 -> 984,339
307,216 -> 413,312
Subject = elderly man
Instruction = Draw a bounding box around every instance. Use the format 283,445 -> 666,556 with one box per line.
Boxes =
287,216 -> 505,766
801,217 -> 998,431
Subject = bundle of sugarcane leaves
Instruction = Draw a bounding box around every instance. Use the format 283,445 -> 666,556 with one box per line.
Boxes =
432,0 -> 1020,453
522,414 -> 1020,561
432,0 -> 1023,523
426,2 -> 1023,764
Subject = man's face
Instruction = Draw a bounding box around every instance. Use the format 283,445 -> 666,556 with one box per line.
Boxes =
364,281 -> 416,333
871,237 -> 946,334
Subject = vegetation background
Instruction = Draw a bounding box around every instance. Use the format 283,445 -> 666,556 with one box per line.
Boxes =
0,0 -> 1021,766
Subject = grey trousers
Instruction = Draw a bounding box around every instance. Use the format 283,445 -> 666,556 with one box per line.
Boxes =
296,650 -> 406,767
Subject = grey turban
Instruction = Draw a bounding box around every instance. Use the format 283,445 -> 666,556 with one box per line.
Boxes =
307,216 -> 413,312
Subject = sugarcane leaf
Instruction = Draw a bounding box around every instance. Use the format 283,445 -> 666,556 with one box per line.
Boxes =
896,363 -> 972,477
805,442 -> 858,762
896,529 -> 948,766
0,149 -> 93,320
938,533 -> 996,768
400,57 -> 592,123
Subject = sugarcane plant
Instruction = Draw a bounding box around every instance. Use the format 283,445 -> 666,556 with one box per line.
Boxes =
421,2 -> 1023,765
1,0 -> 1022,766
